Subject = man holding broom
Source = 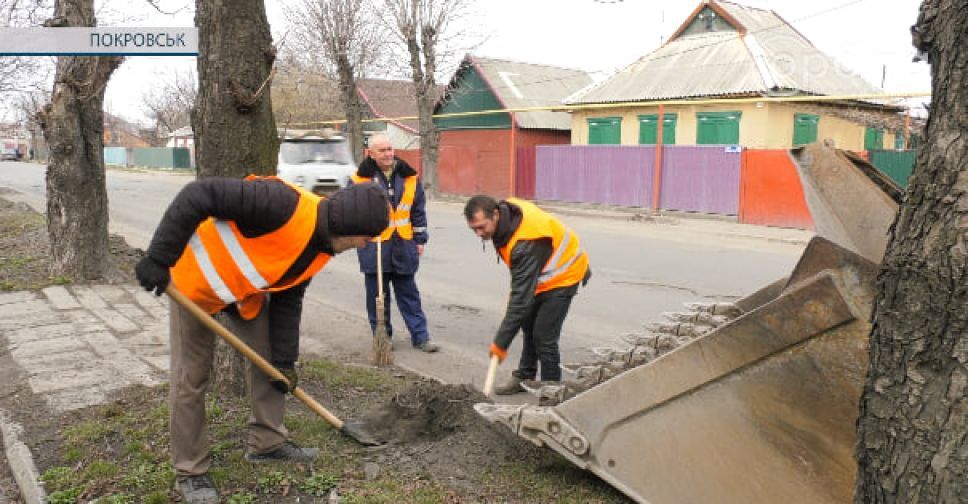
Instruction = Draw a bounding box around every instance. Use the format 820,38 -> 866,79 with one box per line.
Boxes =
134,177 -> 389,504
351,134 -> 439,354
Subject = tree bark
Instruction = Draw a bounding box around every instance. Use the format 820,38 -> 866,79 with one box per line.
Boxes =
854,1 -> 967,502
193,0 -> 278,397
337,54 -> 365,164
38,0 -> 121,281
192,0 -> 278,179
399,1 -> 440,198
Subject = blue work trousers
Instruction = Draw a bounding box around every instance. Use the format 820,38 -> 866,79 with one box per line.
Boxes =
364,273 -> 429,346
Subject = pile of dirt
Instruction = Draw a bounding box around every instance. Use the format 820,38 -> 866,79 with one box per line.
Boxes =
359,381 -> 549,493
365,381 -> 492,442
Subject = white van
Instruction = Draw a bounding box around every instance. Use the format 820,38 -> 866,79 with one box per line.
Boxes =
276,131 -> 355,196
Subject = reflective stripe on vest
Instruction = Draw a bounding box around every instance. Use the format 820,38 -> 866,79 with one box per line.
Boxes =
188,233 -> 235,304
537,230 -> 584,284
498,198 -> 589,294
351,172 -> 417,241
170,176 -> 331,318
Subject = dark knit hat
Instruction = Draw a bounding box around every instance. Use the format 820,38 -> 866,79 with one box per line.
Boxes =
326,183 -> 390,237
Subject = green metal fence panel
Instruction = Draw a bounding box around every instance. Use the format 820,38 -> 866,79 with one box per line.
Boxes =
103,147 -> 128,166
130,148 -> 192,169
172,148 -> 191,169
869,150 -> 916,188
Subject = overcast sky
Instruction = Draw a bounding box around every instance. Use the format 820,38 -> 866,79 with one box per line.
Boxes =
98,0 -> 931,125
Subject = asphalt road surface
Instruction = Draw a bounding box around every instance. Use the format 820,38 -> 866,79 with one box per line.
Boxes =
0,161 -> 809,386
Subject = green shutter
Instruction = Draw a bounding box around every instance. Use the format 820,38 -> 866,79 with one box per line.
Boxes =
696,111 -> 741,144
792,113 -> 819,146
864,127 -> 884,150
894,129 -> 906,150
638,114 -> 677,145
588,117 -> 622,145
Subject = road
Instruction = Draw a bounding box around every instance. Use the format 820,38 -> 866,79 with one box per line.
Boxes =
0,161 -> 809,386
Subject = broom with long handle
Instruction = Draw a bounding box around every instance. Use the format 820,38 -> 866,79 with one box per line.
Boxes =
371,237 -> 393,366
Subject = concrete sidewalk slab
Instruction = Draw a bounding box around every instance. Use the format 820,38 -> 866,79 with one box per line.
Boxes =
1,284 -> 168,414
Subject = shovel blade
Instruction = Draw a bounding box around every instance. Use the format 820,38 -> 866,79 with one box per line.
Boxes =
340,421 -> 384,446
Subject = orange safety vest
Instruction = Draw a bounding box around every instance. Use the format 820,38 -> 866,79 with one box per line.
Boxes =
170,176 -> 331,319
350,172 -> 417,241
498,198 -> 589,294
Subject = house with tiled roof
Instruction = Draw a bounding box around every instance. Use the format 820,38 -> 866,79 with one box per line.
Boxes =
565,0 -> 908,151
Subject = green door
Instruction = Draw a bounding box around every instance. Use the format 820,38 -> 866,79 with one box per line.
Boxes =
588,117 -> 622,145
638,114 -> 677,145
864,127 -> 884,150
792,113 -> 819,146
696,111 -> 741,144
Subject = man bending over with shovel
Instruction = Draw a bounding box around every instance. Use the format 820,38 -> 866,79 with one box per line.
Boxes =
135,177 -> 389,504
464,195 -> 591,395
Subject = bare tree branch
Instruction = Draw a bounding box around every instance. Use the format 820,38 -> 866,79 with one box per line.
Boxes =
284,0 -> 381,162
378,0 -> 475,196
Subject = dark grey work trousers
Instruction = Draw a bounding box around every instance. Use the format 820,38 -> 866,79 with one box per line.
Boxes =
513,285 -> 578,382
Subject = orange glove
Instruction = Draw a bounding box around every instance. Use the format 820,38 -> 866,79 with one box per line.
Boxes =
489,343 -> 508,363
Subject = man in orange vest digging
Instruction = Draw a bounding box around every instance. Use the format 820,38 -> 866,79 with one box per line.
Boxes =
135,178 -> 389,504
351,134 -> 438,353
463,195 -> 591,394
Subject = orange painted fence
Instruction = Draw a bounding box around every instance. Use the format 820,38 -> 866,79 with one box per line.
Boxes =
739,149 -> 814,230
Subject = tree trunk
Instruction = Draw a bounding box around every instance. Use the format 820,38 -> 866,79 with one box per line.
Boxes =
402,19 -> 440,197
854,1 -> 967,502
193,0 -> 278,397
337,56 -> 365,164
38,0 -> 121,281
192,0 -> 278,179
416,79 -> 439,198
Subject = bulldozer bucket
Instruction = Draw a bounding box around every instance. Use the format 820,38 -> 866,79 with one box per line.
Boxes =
475,145 -> 901,503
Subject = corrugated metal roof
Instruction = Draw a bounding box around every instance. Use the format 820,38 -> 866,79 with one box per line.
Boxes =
466,56 -> 594,130
567,0 -> 881,105
357,79 -> 444,133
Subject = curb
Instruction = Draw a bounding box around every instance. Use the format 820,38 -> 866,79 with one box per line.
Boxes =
0,409 -> 45,504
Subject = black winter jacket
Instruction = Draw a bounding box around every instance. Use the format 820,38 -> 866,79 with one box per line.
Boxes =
352,156 -> 428,274
146,177 -> 334,366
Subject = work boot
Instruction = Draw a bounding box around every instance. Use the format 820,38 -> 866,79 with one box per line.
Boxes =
246,441 -> 319,463
175,474 -> 218,504
493,374 -> 526,395
522,379 -> 561,389
414,340 -> 439,353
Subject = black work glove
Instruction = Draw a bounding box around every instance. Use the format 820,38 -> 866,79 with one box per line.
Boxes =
135,256 -> 170,296
270,364 -> 298,394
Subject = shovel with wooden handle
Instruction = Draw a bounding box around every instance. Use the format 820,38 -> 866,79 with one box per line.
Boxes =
165,286 -> 383,446
482,355 -> 500,396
